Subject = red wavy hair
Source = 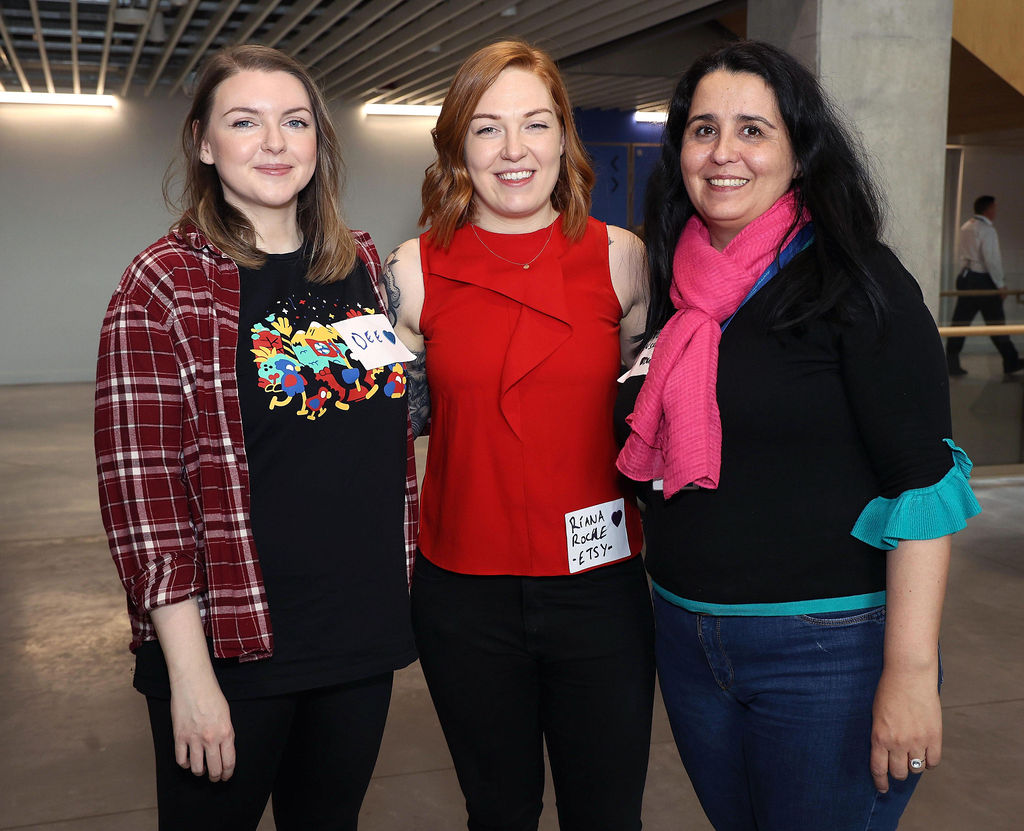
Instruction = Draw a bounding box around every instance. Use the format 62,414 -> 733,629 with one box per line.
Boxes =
420,41 -> 595,249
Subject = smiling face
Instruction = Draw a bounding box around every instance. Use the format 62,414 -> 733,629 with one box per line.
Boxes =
199,69 -> 317,233
681,70 -> 798,250
463,67 -> 565,232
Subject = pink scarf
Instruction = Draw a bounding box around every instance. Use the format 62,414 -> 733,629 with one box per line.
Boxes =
617,191 -> 809,497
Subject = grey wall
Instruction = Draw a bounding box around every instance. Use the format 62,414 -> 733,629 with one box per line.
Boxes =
0,98 -> 435,385
0,99 -> 182,384
748,0 -> 954,316
334,107 -> 437,257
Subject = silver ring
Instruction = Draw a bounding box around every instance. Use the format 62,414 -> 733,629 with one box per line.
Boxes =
909,757 -> 925,772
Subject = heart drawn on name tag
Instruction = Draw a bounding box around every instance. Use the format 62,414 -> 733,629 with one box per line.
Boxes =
565,498 -> 630,573
383,330 -> 397,344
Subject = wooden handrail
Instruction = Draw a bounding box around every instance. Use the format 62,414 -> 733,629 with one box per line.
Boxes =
937,324 -> 1024,336
940,289 -> 1024,297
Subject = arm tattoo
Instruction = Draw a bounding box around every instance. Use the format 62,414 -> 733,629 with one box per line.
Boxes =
382,250 -> 402,327
383,248 -> 431,436
407,349 -> 431,438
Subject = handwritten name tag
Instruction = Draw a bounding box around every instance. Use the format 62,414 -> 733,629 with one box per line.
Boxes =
330,315 -> 415,370
565,498 -> 631,573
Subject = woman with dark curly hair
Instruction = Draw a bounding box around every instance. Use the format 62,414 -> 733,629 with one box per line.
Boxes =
385,40 -> 654,831
616,40 -> 980,830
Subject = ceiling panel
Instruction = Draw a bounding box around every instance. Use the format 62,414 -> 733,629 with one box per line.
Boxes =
0,0 -> 730,109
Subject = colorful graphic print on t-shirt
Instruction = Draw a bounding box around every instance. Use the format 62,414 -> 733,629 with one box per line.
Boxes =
247,291 -> 406,420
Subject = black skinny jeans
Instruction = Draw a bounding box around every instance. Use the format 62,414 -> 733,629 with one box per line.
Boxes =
146,673 -> 393,831
411,552 -> 656,831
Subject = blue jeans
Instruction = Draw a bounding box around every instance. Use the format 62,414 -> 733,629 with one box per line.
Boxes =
654,592 -> 935,831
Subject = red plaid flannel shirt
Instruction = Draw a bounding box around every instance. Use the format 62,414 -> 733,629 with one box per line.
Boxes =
95,225 -> 419,660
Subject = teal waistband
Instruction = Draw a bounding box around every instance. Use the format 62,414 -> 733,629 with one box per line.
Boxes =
652,582 -> 886,617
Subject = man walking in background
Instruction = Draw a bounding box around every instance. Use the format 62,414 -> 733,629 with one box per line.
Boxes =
946,195 -> 1023,377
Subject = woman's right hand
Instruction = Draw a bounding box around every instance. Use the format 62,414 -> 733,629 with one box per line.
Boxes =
170,673 -> 236,781
149,597 -> 236,781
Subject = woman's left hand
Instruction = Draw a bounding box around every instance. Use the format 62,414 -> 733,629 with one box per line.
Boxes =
870,665 -> 942,792
871,535 -> 950,793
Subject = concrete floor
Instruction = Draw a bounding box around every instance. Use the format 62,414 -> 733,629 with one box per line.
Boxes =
948,350 -> 1024,468
1,379 -> 1021,830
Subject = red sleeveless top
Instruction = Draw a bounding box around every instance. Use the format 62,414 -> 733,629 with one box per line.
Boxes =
417,217 -> 642,576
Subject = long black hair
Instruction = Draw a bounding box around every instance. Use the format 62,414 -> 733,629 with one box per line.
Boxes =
643,40 -> 888,340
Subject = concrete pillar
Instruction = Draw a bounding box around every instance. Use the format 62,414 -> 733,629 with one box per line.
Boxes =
748,0 -> 954,316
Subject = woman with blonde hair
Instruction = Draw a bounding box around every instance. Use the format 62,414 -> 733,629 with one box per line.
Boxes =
95,44 -> 417,830
385,40 -> 654,831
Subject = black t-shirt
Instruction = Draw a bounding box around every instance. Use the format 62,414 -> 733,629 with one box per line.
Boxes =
135,248 -> 415,698
615,246 -> 954,606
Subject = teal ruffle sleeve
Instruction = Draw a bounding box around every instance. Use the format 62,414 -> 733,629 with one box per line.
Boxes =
851,439 -> 982,550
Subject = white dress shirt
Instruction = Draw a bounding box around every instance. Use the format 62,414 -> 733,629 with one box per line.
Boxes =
959,214 -> 1004,288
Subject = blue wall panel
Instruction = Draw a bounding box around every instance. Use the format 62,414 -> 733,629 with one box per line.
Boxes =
589,144 -> 629,228
576,108 -> 664,229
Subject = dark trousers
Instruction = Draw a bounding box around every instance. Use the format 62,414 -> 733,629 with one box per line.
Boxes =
146,673 -> 393,831
411,552 -> 655,831
946,269 -> 1020,371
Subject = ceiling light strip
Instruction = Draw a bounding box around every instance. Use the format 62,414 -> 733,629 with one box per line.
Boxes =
634,111 -> 668,124
0,92 -> 118,107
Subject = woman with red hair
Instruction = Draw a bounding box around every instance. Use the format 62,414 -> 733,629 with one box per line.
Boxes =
384,40 -> 654,831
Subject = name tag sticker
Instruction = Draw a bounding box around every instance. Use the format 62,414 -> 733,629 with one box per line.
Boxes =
618,334 -> 659,383
330,314 -> 415,370
652,478 -> 699,493
565,498 -> 631,573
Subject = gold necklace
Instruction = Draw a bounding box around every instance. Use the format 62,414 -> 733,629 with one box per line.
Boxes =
470,222 -> 556,270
